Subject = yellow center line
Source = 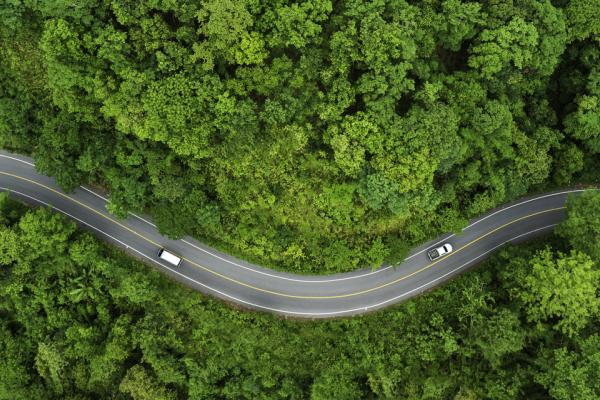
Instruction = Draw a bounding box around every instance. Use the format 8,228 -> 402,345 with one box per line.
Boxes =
323,206 -> 565,299
0,172 -> 163,248
0,171 -> 565,300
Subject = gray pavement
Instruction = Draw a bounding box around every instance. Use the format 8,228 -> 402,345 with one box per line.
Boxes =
0,150 -> 586,318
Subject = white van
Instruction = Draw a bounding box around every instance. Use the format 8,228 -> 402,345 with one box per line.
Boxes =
158,248 -> 183,266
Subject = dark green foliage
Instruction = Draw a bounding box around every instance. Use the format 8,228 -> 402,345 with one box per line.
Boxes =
2,197 -> 600,399
1,0 -> 599,273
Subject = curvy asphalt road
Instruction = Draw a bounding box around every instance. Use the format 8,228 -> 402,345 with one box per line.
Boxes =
0,150 -> 588,318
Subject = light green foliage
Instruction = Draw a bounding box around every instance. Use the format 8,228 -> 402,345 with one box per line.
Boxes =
518,248 -> 599,337
557,191 -> 600,262
0,226 -> 19,265
138,74 -> 220,158
120,365 -> 176,400
266,0 -> 332,49
17,208 -> 76,261
553,142 -> 584,185
469,17 -> 539,78
565,95 -> 600,153
194,0 -> 267,67
34,343 -> 66,394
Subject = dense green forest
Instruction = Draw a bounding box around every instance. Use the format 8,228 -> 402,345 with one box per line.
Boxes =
2,190 -> 600,399
1,0 -> 600,273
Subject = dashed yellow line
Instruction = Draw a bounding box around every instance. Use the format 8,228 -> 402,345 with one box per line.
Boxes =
0,171 -> 298,298
0,171 -> 565,300
319,206 -> 565,298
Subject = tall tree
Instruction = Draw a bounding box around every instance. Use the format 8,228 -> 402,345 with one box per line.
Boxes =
517,248 -> 600,337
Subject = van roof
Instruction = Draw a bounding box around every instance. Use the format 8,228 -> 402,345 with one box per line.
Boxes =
159,249 -> 182,265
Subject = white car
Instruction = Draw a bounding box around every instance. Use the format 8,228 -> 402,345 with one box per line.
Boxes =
427,243 -> 453,261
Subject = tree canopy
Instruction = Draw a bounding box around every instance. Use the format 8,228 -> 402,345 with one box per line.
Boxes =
1,190 -> 600,399
1,0 -> 599,273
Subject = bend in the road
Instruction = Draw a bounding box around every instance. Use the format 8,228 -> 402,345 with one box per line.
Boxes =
0,150 -> 591,317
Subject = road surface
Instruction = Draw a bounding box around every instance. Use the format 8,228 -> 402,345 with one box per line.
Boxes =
0,150 -> 584,318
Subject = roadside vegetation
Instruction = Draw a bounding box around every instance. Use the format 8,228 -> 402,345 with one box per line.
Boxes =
2,0 -> 600,273
2,191 -> 600,399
